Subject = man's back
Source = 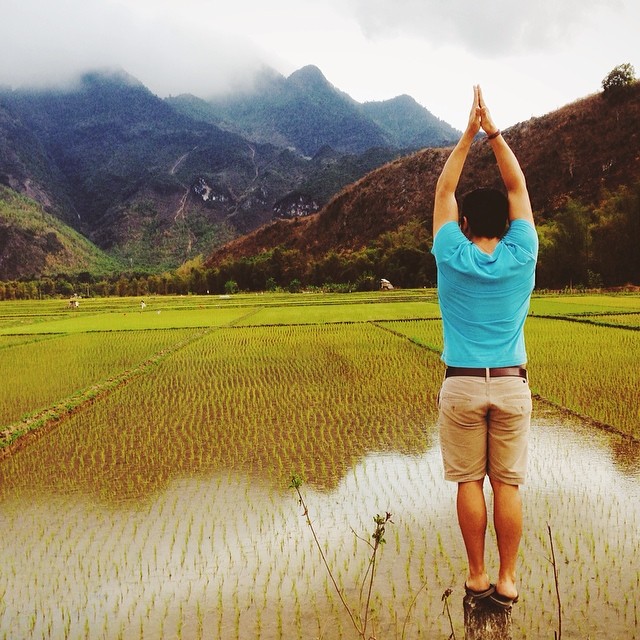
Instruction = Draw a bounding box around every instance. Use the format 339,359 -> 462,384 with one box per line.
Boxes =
432,219 -> 538,368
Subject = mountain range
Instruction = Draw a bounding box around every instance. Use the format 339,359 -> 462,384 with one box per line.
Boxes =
0,66 -> 459,279
168,65 -> 458,155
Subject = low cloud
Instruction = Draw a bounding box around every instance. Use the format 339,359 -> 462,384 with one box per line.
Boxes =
0,0 -> 266,96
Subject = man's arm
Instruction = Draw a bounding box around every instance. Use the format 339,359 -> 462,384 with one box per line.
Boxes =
477,87 -> 534,225
433,86 -> 481,237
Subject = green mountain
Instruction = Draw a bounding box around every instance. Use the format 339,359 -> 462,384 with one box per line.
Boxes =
361,94 -> 459,149
168,65 -> 459,156
0,185 -> 120,280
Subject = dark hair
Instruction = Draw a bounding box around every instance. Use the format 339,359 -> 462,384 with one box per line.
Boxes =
461,188 -> 508,238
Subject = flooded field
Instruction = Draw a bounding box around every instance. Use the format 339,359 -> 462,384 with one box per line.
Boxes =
0,292 -> 638,639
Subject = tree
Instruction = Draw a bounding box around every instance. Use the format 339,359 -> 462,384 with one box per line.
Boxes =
536,200 -> 591,289
602,63 -> 636,101
590,182 -> 640,285
224,279 -> 239,295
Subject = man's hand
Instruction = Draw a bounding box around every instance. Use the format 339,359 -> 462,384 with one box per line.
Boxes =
477,86 -> 498,137
465,85 -> 482,138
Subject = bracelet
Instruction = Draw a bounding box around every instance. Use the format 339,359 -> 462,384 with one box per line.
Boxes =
486,129 -> 501,140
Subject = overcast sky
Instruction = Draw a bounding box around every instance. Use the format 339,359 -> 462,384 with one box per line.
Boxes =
1,0 -> 638,130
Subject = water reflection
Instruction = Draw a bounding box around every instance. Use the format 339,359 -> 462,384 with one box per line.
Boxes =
0,404 -> 638,639
0,403 -> 434,505
609,438 -> 640,477
532,403 -> 640,483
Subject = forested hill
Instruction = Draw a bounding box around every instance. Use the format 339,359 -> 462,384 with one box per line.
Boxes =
0,186 -> 119,281
206,82 -> 640,289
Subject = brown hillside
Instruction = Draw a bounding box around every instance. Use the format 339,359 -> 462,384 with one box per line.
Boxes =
207,84 -> 640,265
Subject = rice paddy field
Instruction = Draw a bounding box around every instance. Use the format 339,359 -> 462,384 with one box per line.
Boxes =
0,290 -> 639,639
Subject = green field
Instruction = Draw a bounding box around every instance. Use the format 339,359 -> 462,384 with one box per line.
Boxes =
0,291 -> 639,639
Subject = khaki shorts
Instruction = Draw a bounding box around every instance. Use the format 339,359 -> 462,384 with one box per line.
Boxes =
437,375 -> 532,485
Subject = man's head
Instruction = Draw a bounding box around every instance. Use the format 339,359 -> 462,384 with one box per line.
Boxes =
461,188 -> 508,239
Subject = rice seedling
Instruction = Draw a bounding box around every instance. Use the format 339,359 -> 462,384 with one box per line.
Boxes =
0,328 -> 198,429
526,317 -> 639,437
382,309 -> 639,439
529,293 -> 640,316
0,292 -> 638,639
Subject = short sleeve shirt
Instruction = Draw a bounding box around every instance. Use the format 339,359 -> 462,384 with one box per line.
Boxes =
431,219 -> 538,367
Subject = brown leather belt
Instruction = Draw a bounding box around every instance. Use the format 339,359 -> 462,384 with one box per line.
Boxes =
445,366 -> 527,379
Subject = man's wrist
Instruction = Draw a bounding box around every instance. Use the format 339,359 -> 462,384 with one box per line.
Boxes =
461,128 -> 477,144
486,129 -> 501,140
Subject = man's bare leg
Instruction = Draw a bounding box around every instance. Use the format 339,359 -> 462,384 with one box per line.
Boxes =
457,480 -> 490,591
490,478 -> 522,599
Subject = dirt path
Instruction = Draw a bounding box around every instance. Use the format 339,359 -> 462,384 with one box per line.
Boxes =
170,146 -> 198,176
170,147 -> 199,256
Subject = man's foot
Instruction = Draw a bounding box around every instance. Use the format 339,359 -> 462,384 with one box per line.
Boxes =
464,583 -> 495,600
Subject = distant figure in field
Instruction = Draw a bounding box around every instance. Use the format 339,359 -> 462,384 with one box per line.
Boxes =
432,85 -> 538,609
68,299 -> 79,309
140,300 -> 146,311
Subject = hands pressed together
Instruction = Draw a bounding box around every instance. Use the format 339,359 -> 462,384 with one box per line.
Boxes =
466,85 -> 499,139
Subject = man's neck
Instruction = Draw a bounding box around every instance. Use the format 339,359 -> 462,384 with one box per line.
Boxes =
471,236 -> 500,255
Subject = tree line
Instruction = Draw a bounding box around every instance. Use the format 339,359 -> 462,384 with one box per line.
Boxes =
0,180 -> 637,301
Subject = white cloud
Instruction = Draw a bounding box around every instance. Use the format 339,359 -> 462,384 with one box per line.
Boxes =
0,0 -> 266,95
0,0 -> 637,129
335,0 -> 623,56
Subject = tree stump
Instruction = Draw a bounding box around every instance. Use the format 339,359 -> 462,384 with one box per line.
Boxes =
463,594 -> 513,640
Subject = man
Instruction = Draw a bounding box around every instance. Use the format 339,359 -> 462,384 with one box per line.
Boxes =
431,86 -> 538,609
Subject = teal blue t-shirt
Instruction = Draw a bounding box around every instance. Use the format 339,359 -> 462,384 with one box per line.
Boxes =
432,219 -> 538,367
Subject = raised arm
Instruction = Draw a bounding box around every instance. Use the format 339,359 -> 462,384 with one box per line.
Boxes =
477,87 -> 534,225
433,86 -> 482,236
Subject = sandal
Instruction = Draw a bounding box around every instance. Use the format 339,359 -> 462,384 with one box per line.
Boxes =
489,590 -> 519,609
464,583 -> 496,600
